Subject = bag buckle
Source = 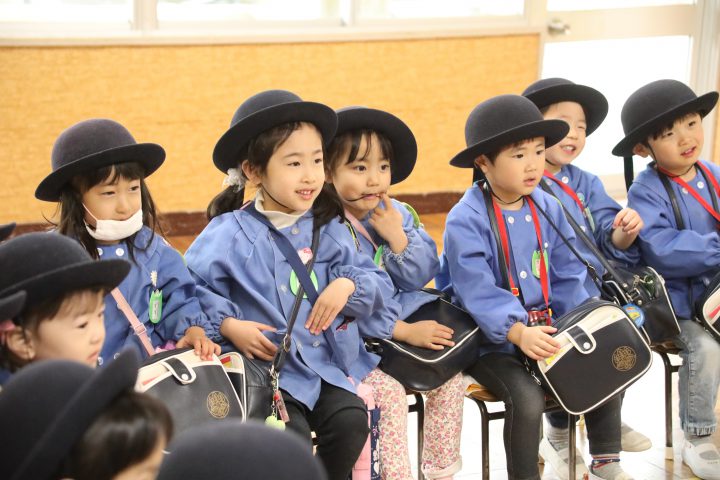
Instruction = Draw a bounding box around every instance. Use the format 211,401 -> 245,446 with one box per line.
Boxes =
528,309 -> 552,327
132,323 -> 147,337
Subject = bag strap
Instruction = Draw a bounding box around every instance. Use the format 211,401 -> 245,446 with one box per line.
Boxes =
244,204 -> 350,376
345,210 -> 379,251
481,182 -> 520,301
111,288 -> 155,357
529,198 -> 607,290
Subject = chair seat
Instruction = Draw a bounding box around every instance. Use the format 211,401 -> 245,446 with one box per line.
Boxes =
651,340 -> 682,355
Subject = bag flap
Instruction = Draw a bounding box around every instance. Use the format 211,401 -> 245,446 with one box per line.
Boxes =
563,324 -> 596,354
161,356 -> 196,384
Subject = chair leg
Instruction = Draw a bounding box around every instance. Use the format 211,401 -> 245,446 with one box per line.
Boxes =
659,351 -> 675,460
413,393 -> 425,480
470,398 -> 492,480
567,414 -> 576,480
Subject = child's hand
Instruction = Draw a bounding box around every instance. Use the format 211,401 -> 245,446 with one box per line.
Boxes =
611,208 -> 644,250
219,318 -> 278,361
369,194 -> 409,254
508,322 -> 559,360
394,320 -> 455,350
305,278 -> 355,335
176,326 -> 221,360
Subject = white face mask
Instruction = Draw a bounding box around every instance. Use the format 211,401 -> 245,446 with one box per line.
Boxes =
84,206 -> 144,242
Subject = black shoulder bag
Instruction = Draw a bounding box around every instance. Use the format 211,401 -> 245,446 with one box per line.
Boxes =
483,184 -> 651,415
539,181 -> 680,345
345,210 -> 482,392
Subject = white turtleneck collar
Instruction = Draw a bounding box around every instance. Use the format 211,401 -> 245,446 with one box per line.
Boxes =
254,190 -> 308,230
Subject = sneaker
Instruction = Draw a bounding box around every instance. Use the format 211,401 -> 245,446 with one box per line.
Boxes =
682,440 -> 720,480
539,437 -> 588,480
620,423 -> 651,452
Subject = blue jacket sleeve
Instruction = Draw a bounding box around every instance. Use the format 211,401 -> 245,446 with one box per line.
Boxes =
326,223 -> 400,338
382,200 -> 440,291
628,182 -> 720,279
151,241 -> 213,343
443,207 -> 528,344
587,175 -> 642,266
185,225 -> 244,342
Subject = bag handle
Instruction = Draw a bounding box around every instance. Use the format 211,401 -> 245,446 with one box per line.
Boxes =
112,288 -> 156,357
244,204 -> 350,376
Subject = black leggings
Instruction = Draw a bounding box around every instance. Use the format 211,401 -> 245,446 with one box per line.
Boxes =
545,394 -> 621,455
282,381 -> 369,480
467,352 -> 548,480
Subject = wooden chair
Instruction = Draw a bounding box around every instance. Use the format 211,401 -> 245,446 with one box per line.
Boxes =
465,381 -> 577,480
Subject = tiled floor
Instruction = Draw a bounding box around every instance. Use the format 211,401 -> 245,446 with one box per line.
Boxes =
169,212 -> 720,480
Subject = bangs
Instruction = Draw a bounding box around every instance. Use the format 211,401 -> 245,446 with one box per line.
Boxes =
71,162 -> 145,193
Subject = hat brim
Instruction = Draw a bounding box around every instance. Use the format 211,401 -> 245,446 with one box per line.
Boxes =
0,291 -> 26,320
213,101 -> 338,174
35,143 -> 166,202
612,91 -> 719,157
12,350 -> 140,480
0,258 -> 130,313
450,119 -> 569,168
0,223 -> 16,242
524,84 -> 609,136
336,108 -> 418,184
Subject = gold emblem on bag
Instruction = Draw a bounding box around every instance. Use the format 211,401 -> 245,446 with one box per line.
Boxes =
207,391 -> 230,418
612,346 -> 636,371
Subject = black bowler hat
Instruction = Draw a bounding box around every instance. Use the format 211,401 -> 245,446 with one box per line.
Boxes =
612,79 -> 718,157
0,232 -> 130,321
213,89 -> 338,174
0,291 -> 26,320
35,118 -> 166,201
158,420 -> 328,480
335,106 -> 417,184
0,350 -> 140,480
450,95 -> 569,168
522,77 -> 609,136
0,222 -> 16,241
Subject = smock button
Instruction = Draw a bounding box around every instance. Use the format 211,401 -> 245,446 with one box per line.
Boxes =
545,179 -> 552,186
697,181 -> 705,189
507,216 -> 515,224
525,214 -> 532,222
312,341 -> 320,347
682,188 -> 688,194
562,176 -> 569,183
280,284 -> 288,293
97,356 -> 104,366
581,225 -> 587,232
291,227 -> 300,235
519,270 -> 528,279
97,248 -> 103,256
115,248 -> 124,256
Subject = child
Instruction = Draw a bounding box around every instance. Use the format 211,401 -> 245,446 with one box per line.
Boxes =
615,78 -> 720,480
158,420 -> 327,480
522,78 -> 650,472
436,94 -> 633,480
0,350 -> 173,480
184,89 -> 400,480
0,232 -> 130,380
326,106 -> 464,480
35,118 -> 219,364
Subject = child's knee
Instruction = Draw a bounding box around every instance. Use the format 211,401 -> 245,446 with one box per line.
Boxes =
330,406 -> 370,444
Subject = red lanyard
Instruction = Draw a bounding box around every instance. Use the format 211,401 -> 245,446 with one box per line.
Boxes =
543,170 -> 586,216
491,196 -> 550,315
657,163 -> 720,224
